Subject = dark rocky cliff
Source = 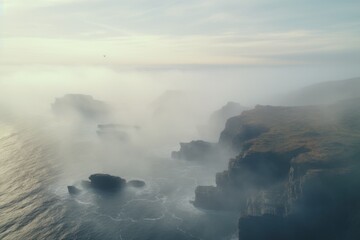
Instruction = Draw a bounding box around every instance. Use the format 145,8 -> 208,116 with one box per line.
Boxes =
194,98 -> 360,239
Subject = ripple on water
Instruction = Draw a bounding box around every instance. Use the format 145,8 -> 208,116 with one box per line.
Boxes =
0,123 -> 238,240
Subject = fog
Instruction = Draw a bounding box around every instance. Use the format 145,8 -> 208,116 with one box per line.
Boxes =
1,64 -> 359,180
2,64 -> 359,115
2,0 -> 360,237
0,64 -> 359,176
1,65 -> 360,239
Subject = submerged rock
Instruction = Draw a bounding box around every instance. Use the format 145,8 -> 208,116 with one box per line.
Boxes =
127,180 -> 146,188
67,186 -> 81,195
89,174 -> 126,192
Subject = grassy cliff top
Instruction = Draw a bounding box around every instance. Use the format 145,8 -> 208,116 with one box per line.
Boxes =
220,98 -> 360,165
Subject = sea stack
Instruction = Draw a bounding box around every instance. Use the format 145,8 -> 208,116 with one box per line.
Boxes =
89,174 -> 126,192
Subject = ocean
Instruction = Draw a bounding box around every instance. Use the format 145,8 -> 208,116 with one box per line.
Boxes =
0,121 -> 238,240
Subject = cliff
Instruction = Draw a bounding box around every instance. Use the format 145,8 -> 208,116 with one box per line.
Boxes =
194,98 -> 360,239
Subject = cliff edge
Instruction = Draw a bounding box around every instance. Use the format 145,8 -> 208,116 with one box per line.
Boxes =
195,98 -> 360,239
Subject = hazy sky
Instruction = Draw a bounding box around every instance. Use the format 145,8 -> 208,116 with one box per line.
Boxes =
1,0 -> 360,118
1,0 -> 360,66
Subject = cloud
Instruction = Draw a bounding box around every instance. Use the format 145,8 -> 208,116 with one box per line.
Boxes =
2,28 -> 359,66
1,0 -> 359,66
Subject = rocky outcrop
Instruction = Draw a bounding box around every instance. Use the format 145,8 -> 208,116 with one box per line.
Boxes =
67,186 -> 81,195
89,174 -> 126,192
194,98 -> 360,239
171,140 -> 219,161
52,94 -> 110,120
199,102 -> 248,140
194,148 -> 308,211
210,102 -> 247,127
69,175 -> 147,196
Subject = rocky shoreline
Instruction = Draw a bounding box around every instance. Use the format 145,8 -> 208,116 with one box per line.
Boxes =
193,99 -> 360,239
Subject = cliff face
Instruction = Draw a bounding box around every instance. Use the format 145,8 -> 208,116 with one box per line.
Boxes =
194,98 -> 360,239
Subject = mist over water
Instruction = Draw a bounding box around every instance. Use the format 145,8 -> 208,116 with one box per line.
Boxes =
1,65 -> 360,239
0,103 -> 237,240
1,0 -> 360,237
2,64 -> 360,119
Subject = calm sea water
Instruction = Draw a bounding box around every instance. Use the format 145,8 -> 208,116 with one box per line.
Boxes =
0,121 -> 238,240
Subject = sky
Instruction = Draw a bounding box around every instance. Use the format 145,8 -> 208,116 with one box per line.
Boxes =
0,0 -> 360,118
1,0 -> 360,66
